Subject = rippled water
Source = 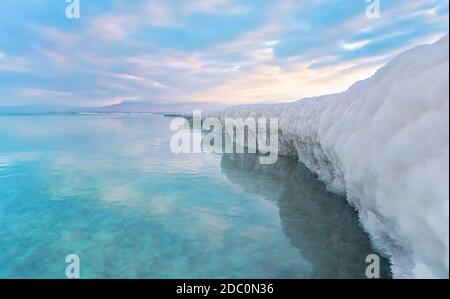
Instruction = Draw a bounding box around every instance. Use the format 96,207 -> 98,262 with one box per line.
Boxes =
0,114 -> 391,278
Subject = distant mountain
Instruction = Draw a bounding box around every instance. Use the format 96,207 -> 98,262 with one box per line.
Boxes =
0,104 -> 83,114
91,101 -> 170,113
0,101 -> 227,114
90,100 -> 225,113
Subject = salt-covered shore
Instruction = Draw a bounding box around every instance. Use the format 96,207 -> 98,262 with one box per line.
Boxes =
198,37 -> 449,278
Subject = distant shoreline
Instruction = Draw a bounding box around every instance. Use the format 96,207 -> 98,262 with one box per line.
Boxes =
0,112 -> 184,116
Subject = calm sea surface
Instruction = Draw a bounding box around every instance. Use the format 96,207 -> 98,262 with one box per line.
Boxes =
0,114 -> 390,278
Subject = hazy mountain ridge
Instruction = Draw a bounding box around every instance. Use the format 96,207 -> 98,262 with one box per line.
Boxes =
0,100 -> 226,114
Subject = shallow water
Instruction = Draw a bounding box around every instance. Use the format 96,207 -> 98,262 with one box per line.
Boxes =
0,114 -> 391,278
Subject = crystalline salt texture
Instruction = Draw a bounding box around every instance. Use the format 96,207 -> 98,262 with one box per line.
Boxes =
201,36 -> 449,278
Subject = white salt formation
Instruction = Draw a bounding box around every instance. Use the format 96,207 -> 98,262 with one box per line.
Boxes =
203,37 -> 449,278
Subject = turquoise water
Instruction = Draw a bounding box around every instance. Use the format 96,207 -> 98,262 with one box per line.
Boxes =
0,114 -> 390,278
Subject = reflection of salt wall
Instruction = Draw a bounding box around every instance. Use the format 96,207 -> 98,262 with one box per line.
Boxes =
221,153 -> 392,278
204,37 -> 450,278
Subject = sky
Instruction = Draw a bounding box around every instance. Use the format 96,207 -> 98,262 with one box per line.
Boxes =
0,0 -> 448,108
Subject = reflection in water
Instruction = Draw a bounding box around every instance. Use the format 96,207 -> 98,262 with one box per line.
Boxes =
0,114 -> 391,278
221,154 -> 392,278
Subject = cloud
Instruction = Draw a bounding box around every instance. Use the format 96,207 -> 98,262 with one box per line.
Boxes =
16,88 -> 72,98
0,0 -> 448,107
0,54 -> 32,73
87,0 -> 254,41
89,15 -> 132,40
341,40 -> 371,50
189,60 -> 382,104
36,26 -> 80,47
104,72 -> 168,90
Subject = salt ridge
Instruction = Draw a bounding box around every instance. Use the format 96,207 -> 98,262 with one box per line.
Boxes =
201,36 -> 449,278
